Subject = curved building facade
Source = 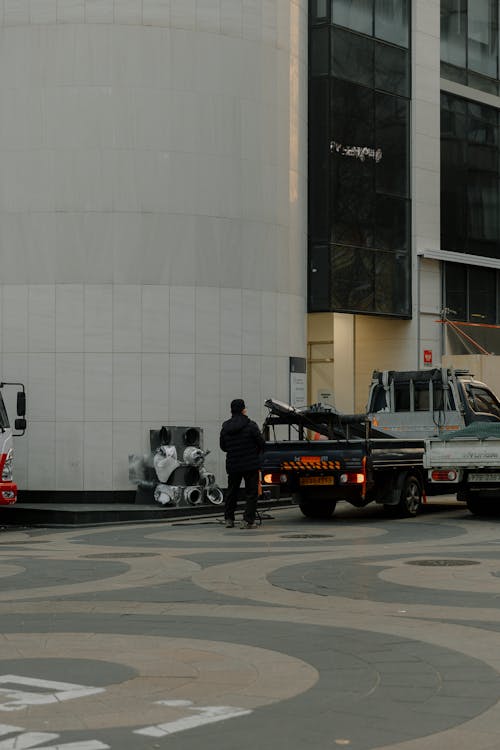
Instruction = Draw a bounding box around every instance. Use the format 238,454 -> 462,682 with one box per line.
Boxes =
0,1 -> 308,493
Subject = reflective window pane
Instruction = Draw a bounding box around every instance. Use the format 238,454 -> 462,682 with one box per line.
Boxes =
331,81 -> 375,247
309,245 -> 331,311
374,0 -> 409,47
441,0 -> 467,68
467,101 -> 498,146
312,0 -> 329,23
467,71 -> 498,94
441,92 -> 466,139
375,42 -> 409,96
375,195 -> 409,251
444,263 -> 467,320
374,250 -> 410,316
469,266 -> 496,323
332,27 -> 373,87
308,79 -> 330,240
441,94 -> 467,253
375,93 -> 409,196
441,61 -> 467,84
467,170 -> 500,256
468,0 -> 498,79
332,0 -> 372,35
331,246 -> 375,312
311,26 -> 330,76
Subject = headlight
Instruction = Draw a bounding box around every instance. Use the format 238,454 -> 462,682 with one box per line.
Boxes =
2,449 -> 13,481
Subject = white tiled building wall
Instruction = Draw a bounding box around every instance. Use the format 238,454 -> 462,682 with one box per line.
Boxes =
0,0 -> 308,491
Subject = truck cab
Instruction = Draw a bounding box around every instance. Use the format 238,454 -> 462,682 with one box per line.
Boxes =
366,368 -> 500,440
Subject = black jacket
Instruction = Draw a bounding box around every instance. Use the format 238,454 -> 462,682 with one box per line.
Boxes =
219,414 -> 265,473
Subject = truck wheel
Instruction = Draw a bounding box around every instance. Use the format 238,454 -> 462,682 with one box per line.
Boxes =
466,496 -> 491,516
396,474 -> 422,518
298,498 -> 337,519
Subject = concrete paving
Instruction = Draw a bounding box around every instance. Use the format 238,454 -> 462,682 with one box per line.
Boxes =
0,497 -> 499,749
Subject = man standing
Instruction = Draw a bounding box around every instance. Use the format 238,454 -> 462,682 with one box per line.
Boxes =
220,398 -> 265,529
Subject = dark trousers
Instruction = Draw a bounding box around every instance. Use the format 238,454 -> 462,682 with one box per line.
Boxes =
225,470 -> 259,523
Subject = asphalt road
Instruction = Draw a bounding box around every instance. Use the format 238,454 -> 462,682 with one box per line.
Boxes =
0,497 -> 499,750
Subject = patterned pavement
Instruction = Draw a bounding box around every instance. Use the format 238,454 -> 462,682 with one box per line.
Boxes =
0,499 -> 499,749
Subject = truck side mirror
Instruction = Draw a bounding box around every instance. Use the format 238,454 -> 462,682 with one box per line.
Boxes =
15,418 -> 26,432
16,391 -> 26,417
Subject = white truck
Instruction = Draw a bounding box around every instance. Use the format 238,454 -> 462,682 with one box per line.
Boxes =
367,367 -> 500,439
424,423 -> 500,515
262,367 -> 500,519
0,383 -> 26,505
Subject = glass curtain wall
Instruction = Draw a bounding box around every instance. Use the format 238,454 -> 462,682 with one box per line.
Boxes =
309,0 -> 411,316
441,92 -> 500,259
441,0 -> 499,93
444,262 -> 499,323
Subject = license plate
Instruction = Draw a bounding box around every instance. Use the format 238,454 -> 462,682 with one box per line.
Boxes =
299,476 -> 334,486
469,473 -> 500,483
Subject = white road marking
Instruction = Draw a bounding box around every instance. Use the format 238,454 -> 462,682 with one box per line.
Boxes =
135,701 -> 252,737
0,677 -> 104,711
0,733 -> 59,749
0,729 -> 107,749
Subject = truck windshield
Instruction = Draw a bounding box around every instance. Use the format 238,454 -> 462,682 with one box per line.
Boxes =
0,395 -> 9,429
467,387 -> 500,418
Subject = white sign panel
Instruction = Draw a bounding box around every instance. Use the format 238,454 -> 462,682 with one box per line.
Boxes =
290,372 -> 307,408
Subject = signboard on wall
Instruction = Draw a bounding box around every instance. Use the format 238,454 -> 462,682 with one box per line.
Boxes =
289,357 -> 307,408
317,389 -> 334,406
423,349 -> 433,367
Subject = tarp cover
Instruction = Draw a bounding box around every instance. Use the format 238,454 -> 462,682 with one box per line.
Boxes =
372,369 -> 445,384
440,422 -> 500,440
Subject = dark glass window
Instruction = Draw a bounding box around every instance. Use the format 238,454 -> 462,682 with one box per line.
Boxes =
444,263 -> 467,320
441,94 -> 467,253
332,0 -> 372,35
375,41 -> 409,96
466,170 -> 499,256
331,27 -> 373,87
469,266 -> 496,322
467,101 -> 498,145
312,0 -> 329,23
331,80 -> 375,248
441,92 -> 500,259
331,0 -> 409,46
441,0 -> 500,86
374,0 -> 409,47
467,70 -> 499,94
468,386 -> 500,416
311,26 -> 330,76
468,0 -> 498,79
414,383 -> 430,411
444,261 -> 500,326
309,245 -> 331,311
375,93 -> 409,196
374,195 -> 409,252
394,383 -> 410,411
308,79 -> 330,240
372,385 -> 388,411
331,246 -> 375,312
441,0 -> 467,68
374,249 -> 410,316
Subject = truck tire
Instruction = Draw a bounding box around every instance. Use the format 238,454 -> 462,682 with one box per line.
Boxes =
298,497 -> 337,519
395,474 -> 422,518
466,495 -> 493,516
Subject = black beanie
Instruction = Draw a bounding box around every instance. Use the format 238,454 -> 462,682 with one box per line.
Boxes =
231,398 -> 246,414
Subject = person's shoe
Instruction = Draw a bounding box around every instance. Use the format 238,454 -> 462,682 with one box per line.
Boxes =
239,521 -> 257,529
225,520 -> 234,528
